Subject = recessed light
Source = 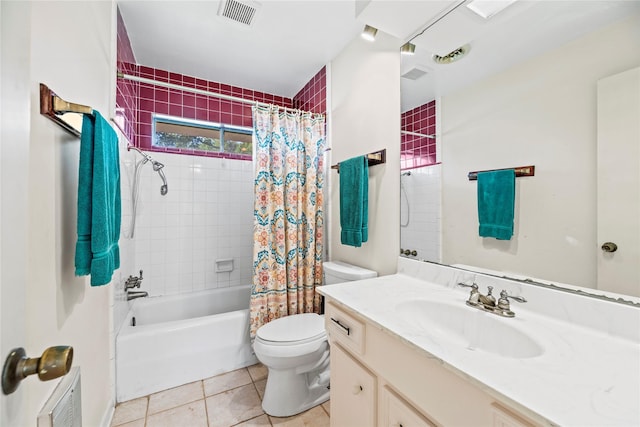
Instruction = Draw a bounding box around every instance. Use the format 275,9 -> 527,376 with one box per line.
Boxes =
400,42 -> 416,55
361,25 -> 378,42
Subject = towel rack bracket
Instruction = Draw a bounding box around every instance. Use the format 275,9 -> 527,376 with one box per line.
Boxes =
468,165 -> 535,181
40,83 -> 92,138
331,148 -> 386,173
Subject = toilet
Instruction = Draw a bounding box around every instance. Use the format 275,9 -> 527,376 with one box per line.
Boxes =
253,261 -> 377,417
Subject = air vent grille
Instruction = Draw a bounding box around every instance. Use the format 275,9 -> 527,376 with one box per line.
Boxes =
402,67 -> 429,80
218,0 -> 260,26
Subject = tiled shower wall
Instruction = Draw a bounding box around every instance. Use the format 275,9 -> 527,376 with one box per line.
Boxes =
115,5 -> 327,300
400,100 -> 440,263
400,164 -> 442,263
135,65 -> 293,155
293,66 -> 327,114
128,152 -> 254,297
115,8 -> 137,144
401,100 -> 437,170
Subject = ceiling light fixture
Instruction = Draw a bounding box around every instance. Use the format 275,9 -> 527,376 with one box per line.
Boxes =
432,45 -> 470,64
400,42 -> 416,55
466,0 -> 518,19
361,25 -> 378,42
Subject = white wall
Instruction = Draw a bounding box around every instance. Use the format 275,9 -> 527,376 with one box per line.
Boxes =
441,15 -> 640,288
130,154 -> 254,297
0,2 -> 123,426
329,31 -> 401,276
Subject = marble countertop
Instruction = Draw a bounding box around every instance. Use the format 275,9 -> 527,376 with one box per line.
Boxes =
318,273 -> 640,426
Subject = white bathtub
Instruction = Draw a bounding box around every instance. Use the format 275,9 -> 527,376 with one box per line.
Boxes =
116,285 -> 258,402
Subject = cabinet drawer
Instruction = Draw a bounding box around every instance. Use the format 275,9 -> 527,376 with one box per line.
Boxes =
381,385 -> 436,427
326,302 -> 365,355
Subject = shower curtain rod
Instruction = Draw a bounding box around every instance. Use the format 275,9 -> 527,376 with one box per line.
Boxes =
401,130 -> 436,139
117,72 -> 324,117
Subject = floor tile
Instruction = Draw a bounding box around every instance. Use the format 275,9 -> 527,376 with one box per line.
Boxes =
111,419 -> 145,427
254,378 -> 267,399
235,414 -> 272,426
204,368 -> 252,396
146,400 -> 208,427
111,397 -> 148,426
321,401 -> 330,416
148,381 -> 204,415
270,406 -> 330,427
206,383 -> 264,427
248,363 -> 268,381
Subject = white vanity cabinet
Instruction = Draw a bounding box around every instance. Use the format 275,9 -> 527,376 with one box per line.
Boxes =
325,301 -> 540,427
380,385 -> 435,427
330,343 -> 377,427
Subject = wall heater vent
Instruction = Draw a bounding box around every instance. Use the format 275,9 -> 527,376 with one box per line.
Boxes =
402,67 -> 429,80
218,0 -> 261,26
37,367 -> 82,427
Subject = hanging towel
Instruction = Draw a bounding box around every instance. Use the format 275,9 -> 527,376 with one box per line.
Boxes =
340,156 -> 369,247
477,169 -> 515,240
75,111 -> 121,286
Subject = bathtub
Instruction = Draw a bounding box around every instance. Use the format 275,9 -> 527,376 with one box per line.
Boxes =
115,285 -> 258,402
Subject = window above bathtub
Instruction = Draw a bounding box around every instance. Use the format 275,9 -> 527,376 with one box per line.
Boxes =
153,114 -> 252,159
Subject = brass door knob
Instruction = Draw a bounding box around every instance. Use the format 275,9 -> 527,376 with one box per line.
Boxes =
601,242 -> 618,253
2,346 -> 73,395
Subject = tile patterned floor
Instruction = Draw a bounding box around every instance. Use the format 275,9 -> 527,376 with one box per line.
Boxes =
111,363 -> 330,427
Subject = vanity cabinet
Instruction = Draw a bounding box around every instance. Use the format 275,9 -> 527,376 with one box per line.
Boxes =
380,385 -> 435,427
325,301 -> 541,427
330,343 -> 376,427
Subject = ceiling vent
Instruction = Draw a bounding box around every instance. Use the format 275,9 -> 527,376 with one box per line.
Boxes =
217,0 -> 261,26
401,66 -> 429,80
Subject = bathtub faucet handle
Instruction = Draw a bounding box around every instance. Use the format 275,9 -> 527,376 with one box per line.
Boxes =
124,271 -> 143,291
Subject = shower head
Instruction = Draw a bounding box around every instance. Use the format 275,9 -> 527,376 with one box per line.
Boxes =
156,168 -> 168,195
151,160 -> 164,172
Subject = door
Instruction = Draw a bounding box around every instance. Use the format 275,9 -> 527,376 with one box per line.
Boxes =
1,1 -> 31,425
596,67 -> 640,296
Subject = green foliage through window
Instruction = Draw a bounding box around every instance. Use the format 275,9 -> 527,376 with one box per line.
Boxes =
153,115 -> 251,157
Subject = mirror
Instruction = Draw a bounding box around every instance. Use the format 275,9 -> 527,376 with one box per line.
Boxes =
399,1 -> 640,299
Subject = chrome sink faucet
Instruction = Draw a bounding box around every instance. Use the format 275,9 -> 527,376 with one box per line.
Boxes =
458,282 -> 527,317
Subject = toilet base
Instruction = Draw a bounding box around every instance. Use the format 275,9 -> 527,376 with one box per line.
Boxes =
260,348 -> 330,417
262,366 -> 330,417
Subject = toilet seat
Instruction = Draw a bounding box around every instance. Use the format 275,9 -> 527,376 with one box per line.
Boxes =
257,313 -> 325,343
254,313 -> 327,358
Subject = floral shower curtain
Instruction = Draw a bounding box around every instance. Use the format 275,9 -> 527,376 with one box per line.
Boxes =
250,105 -> 326,338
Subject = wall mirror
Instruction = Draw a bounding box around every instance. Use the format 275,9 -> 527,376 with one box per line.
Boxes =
396,0 -> 640,300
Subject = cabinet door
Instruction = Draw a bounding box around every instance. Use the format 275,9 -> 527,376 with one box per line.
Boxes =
380,385 -> 436,427
331,343 -> 376,427
491,404 -> 536,427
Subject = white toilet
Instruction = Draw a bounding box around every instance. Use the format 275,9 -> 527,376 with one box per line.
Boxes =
253,261 -> 377,417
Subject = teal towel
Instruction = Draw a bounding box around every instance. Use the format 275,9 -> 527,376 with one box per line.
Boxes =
75,111 -> 121,286
340,156 -> 369,247
477,169 -> 515,240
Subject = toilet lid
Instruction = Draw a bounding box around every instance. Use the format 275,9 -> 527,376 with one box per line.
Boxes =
256,313 -> 325,343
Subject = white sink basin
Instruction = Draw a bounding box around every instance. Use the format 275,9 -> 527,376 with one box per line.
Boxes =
396,299 -> 544,359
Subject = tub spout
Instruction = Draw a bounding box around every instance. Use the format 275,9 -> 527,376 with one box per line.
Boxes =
127,290 -> 148,301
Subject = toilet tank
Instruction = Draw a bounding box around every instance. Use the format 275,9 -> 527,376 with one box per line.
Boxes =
323,261 -> 377,285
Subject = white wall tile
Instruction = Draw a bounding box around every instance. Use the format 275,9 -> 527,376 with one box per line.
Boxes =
134,154 -> 254,297
400,164 -> 441,264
